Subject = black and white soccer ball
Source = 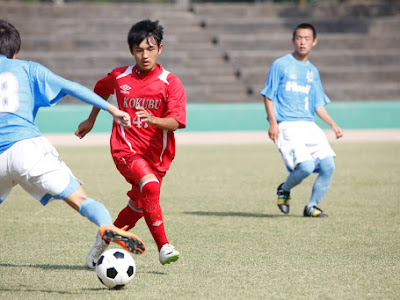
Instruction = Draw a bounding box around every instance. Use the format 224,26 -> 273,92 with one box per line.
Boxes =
95,249 -> 136,289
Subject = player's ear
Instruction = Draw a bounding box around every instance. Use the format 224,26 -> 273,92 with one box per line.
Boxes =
158,44 -> 163,55
312,38 -> 318,47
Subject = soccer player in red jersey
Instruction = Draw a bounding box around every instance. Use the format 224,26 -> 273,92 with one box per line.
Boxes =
76,19 -> 186,267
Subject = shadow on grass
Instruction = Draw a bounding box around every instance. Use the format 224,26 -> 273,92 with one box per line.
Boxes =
0,287 -> 86,294
184,211 -> 300,218
0,264 -> 167,293
0,263 -> 167,275
0,263 -> 87,271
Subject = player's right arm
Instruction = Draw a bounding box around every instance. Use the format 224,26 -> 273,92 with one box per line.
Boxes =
264,96 -> 279,143
261,60 -> 282,143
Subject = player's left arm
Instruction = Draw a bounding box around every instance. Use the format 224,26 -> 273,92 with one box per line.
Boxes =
315,106 -> 343,139
135,106 -> 180,131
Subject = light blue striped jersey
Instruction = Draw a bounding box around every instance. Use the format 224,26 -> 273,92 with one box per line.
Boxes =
260,53 -> 329,122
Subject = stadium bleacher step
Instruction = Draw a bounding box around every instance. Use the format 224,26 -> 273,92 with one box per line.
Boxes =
2,1 -> 399,102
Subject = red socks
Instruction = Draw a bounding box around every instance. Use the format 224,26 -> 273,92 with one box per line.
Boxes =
114,203 -> 143,231
114,179 -> 169,251
141,180 -> 169,251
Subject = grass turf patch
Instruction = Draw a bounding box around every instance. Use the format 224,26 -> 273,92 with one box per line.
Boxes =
1,143 -> 399,299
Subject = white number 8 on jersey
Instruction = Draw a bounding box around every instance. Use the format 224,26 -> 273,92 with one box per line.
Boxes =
0,72 -> 19,113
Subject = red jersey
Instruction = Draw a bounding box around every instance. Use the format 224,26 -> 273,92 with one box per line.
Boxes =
94,64 -> 186,172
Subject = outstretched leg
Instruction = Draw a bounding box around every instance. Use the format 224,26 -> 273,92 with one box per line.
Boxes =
64,187 -> 145,269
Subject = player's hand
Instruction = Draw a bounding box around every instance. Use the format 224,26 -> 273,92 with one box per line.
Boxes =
113,111 -> 131,128
268,123 -> 279,143
332,124 -> 343,139
136,106 -> 155,125
107,105 -> 131,129
75,119 -> 94,139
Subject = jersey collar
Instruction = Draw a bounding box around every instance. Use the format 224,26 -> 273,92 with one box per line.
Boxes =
132,64 -> 162,80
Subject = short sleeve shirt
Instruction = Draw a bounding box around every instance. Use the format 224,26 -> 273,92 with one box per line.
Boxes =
260,53 -> 330,123
0,55 -> 67,154
94,64 -> 186,172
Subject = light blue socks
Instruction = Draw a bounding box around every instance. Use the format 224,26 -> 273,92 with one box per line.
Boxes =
282,160 -> 315,191
308,156 -> 335,208
282,156 -> 335,208
79,198 -> 113,227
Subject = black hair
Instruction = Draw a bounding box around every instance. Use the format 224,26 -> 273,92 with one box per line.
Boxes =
0,19 -> 21,58
292,23 -> 317,40
127,19 -> 163,52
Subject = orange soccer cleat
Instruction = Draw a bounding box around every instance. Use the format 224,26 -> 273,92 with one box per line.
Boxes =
99,225 -> 146,255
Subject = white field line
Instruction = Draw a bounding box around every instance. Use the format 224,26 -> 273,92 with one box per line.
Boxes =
44,129 -> 400,147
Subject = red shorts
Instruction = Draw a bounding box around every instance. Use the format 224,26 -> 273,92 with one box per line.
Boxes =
113,155 -> 165,209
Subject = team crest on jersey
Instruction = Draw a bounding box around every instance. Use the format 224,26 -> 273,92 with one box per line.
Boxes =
119,84 -> 131,94
306,70 -> 313,83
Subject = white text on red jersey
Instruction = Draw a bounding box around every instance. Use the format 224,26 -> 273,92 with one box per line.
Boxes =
123,97 -> 162,109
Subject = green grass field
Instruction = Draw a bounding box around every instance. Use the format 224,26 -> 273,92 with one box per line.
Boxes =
1,142 -> 399,299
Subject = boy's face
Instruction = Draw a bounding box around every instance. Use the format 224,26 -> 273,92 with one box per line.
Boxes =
131,37 -> 163,72
292,28 -> 317,57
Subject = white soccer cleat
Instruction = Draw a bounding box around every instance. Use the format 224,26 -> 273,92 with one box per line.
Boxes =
86,232 -> 109,269
159,243 -> 180,265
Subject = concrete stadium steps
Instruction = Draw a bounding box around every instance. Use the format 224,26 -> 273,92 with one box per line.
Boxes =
213,33 -> 400,51
240,66 -> 400,85
3,2 -> 249,103
226,49 -> 400,68
191,2 -> 400,101
19,31 -> 214,52
323,82 -> 400,101
17,50 -> 235,71
191,2 -> 400,19
2,1 -> 399,102
7,18 -> 201,37
236,49 -> 400,101
1,3 -> 194,19
18,50 -> 242,102
198,16 -> 400,35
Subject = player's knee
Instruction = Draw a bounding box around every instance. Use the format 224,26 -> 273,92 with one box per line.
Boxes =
319,156 -> 335,175
141,179 -> 160,196
64,186 -> 89,210
297,160 -> 315,177
140,179 -> 161,212
140,175 -> 160,193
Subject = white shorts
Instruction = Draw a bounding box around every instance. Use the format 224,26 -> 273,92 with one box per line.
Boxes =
277,121 -> 336,171
0,136 -> 81,205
